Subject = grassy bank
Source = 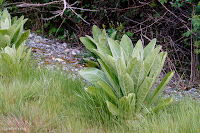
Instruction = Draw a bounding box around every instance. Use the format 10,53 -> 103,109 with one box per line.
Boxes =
0,65 -> 199,133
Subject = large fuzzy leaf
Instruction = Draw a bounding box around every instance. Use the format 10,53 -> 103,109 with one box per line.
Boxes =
6,24 -> 17,39
99,29 -> 108,46
144,46 -> 161,77
149,52 -> 163,78
116,57 -> 126,76
120,34 -> 133,55
86,35 -> 111,55
136,77 -> 153,113
11,16 -> 17,25
85,87 -> 99,96
148,71 -> 174,103
0,53 -> 13,65
126,57 -> 137,74
107,55 -> 118,75
149,52 -> 167,87
130,60 -> 145,88
132,40 -> 144,60
79,67 -> 111,87
0,18 -> 10,30
119,93 -> 135,112
119,73 -> 135,95
92,25 -> 102,42
21,47 -> 31,67
98,81 -> 118,102
106,101 -> 119,115
98,59 -> 120,97
11,25 -> 23,45
152,98 -> 173,112
110,31 -> 117,39
143,38 -> 156,59
0,35 -> 10,48
0,9 -> 11,29
15,30 -> 30,48
84,58 -> 99,68
132,49 -> 140,60
80,37 -> 97,53
94,50 -> 117,75
1,9 -> 11,23
108,38 -> 121,59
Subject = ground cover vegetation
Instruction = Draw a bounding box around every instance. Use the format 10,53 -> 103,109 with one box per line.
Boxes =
0,1 -> 199,132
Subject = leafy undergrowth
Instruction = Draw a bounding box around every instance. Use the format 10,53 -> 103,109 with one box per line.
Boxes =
0,65 -> 199,133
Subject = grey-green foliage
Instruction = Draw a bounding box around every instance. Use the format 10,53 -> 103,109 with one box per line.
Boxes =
79,30 -> 174,119
0,43 -> 31,77
0,9 -> 30,49
80,25 -> 116,67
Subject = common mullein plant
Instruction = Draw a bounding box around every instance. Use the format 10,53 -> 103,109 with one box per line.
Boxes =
0,43 -> 31,77
79,25 -> 174,119
0,9 -> 30,49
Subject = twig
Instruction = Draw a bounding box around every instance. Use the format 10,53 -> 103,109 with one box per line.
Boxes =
16,1 -> 61,7
158,0 -> 190,31
55,17 -> 66,37
65,1 -> 90,25
116,0 -> 154,11
133,11 -> 168,34
16,0 -> 92,24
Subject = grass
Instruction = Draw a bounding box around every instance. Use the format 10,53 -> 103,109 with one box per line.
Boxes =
0,64 -> 199,132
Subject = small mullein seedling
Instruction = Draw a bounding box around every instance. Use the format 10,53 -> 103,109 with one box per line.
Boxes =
79,26 -> 174,119
0,9 -> 30,49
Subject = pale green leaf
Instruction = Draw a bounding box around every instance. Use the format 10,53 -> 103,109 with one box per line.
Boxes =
126,57 -> 137,74
143,38 -> 156,59
86,35 -> 111,55
80,37 -> 96,53
107,55 -> 118,75
110,31 -> 117,39
106,101 -> 119,115
92,25 -> 102,42
119,73 -> 134,95
144,46 -> 161,77
119,93 -> 135,112
148,71 -> 174,103
6,24 -> 17,39
132,39 -> 144,60
152,98 -> 173,112
79,67 -> 111,87
108,38 -> 121,59
15,30 -> 30,48
136,77 -> 153,113
1,18 -> 10,29
120,34 -> 133,55
21,47 -> 31,67
132,49 -> 141,60
0,35 -> 10,48
116,57 -> 126,76
98,59 -> 120,97
98,81 -> 118,102
84,58 -> 99,68
130,60 -> 145,88
85,87 -> 98,96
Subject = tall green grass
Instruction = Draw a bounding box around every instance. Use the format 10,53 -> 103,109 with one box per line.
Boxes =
0,65 -> 199,132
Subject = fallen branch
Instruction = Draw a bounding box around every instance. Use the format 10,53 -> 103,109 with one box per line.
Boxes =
16,0 -> 92,24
